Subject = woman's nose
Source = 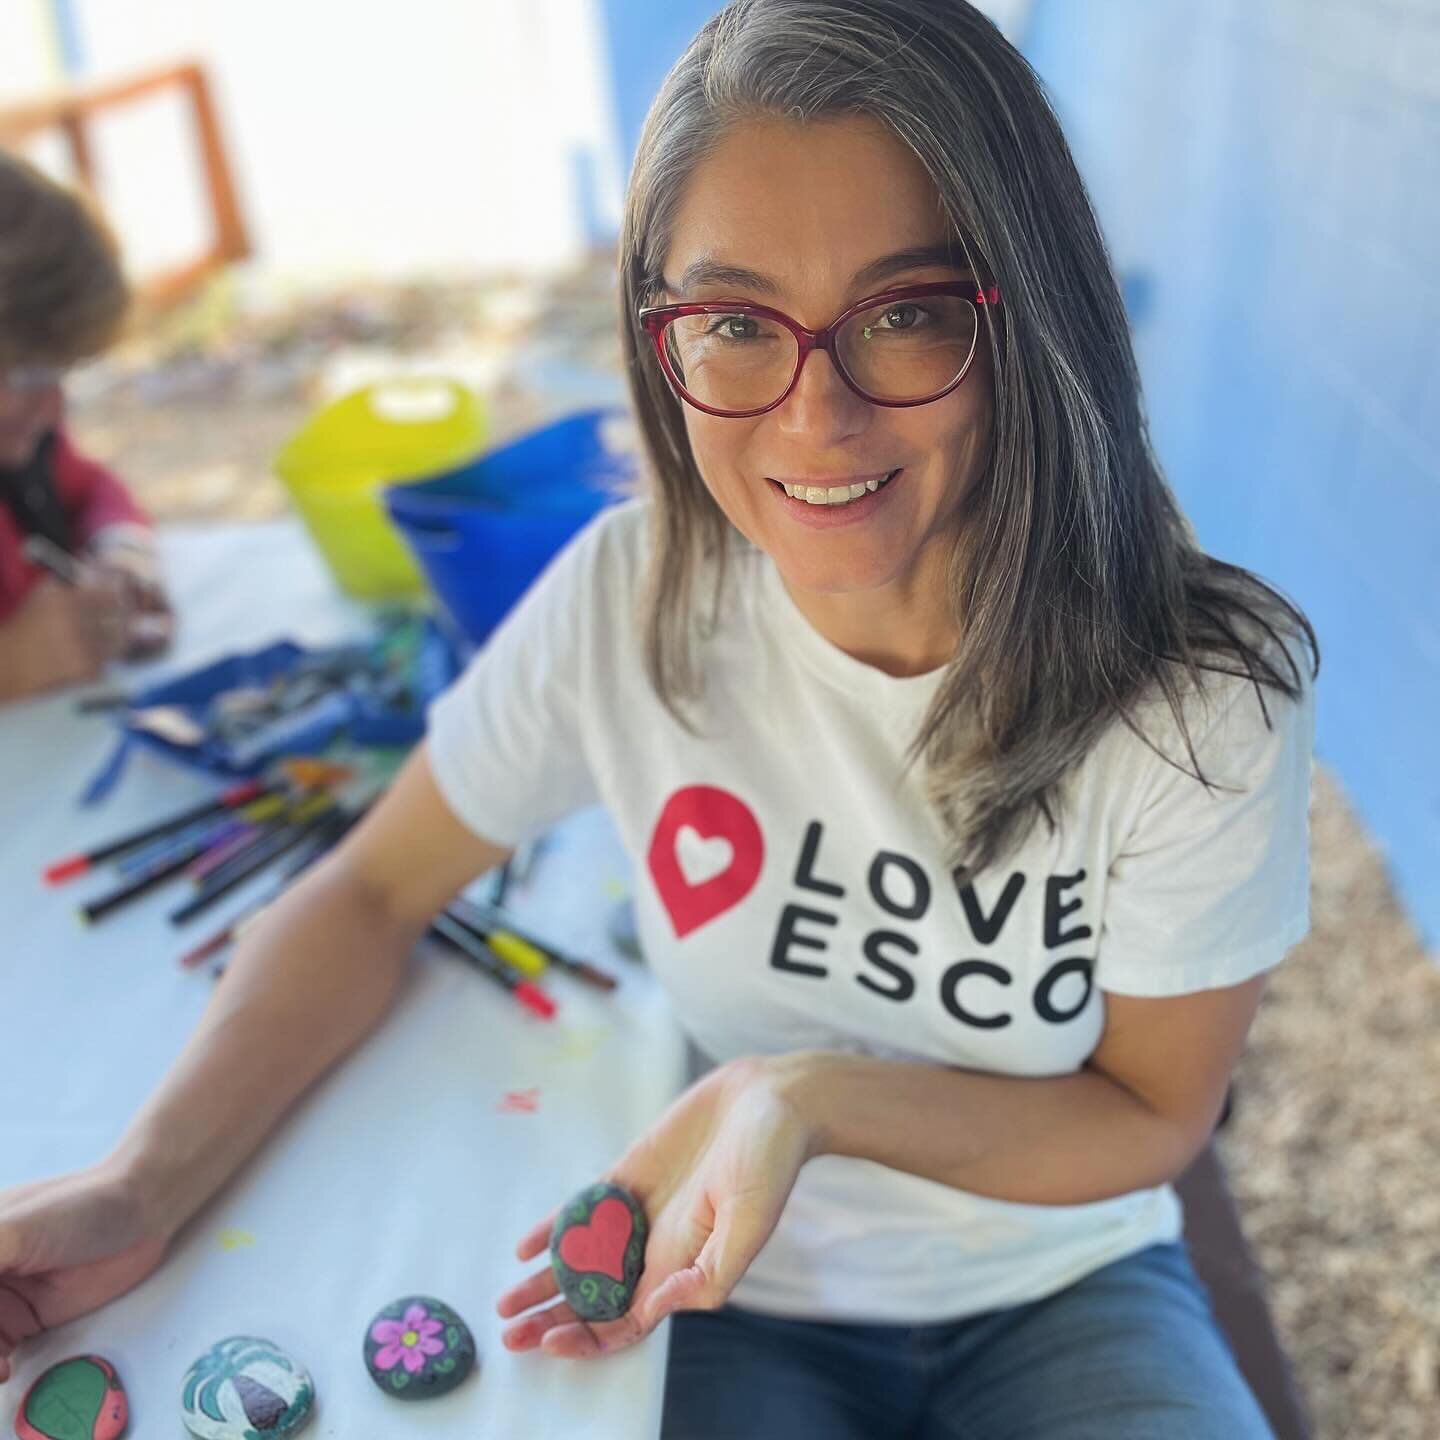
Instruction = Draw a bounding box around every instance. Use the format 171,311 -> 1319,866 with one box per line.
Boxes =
772,342 -> 871,445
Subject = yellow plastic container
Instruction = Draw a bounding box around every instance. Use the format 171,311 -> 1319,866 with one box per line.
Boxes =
274,377 -> 487,597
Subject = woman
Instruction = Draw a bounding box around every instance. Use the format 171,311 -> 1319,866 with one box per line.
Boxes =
0,3 -> 1315,1436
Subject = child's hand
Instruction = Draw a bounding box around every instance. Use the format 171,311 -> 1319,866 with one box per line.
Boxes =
85,530 -> 174,661
94,561 -> 174,661
0,574 -> 128,698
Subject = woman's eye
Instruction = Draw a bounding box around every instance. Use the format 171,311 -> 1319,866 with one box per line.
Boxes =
881,304 -> 921,329
707,314 -> 759,340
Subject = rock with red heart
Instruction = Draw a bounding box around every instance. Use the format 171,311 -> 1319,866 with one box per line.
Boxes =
549,1181 -> 648,1321
14,1355 -> 128,1440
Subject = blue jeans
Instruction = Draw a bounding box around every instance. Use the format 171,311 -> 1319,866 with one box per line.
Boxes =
660,1241 -> 1275,1439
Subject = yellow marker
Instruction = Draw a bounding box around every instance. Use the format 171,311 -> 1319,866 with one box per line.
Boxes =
288,789 -> 336,823
486,929 -> 549,978
237,793 -> 288,823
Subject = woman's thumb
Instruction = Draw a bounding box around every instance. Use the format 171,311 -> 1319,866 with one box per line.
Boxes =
646,1197 -> 767,1324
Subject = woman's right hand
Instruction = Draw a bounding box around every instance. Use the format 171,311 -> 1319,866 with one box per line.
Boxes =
0,1163 -> 170,1383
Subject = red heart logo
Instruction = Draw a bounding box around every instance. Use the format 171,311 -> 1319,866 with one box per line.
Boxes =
557,1196 -> 634,1281
646,786 -> 764,939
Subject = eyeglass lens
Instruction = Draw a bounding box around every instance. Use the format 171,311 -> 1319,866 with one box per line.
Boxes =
663,294 -> 979,412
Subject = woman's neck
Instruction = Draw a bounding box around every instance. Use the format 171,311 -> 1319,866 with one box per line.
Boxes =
779,563 -> 960,679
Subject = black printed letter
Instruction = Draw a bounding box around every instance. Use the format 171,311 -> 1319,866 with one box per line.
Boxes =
1043,870 -> 1092,948
953,872 -> 1026,944
794,822 -> 845,898
1034,956 -> 1094,1023
856,930 -> 918,1001
770,904 -> 836,978
867,851 -> 931,921
939,960 -> 1014,1029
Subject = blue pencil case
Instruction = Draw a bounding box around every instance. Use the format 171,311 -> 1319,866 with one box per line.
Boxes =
80,618 -> 458,802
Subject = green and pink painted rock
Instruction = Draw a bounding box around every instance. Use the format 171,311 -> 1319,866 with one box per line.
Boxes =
179,1336 -> 314,1439
14,1355 -> 127,1440
362,1295 -> 476,1399
549,1181 -> 648,1321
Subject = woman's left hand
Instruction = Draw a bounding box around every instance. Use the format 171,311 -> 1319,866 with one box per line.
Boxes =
496,1054 -> 817,1359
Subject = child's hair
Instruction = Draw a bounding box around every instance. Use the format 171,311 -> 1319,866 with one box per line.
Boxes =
0,148 -> 130,370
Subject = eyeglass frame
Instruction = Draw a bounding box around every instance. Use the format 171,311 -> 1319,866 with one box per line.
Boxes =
638,280 -> 1001,419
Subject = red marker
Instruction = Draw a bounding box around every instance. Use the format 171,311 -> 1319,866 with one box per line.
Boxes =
43,780 -> 270,884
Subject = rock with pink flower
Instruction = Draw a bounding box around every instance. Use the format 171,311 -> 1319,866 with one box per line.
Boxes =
362,1295 -> 476,1400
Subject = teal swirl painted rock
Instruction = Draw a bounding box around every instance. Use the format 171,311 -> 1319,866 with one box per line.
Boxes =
363,1295 -> 476,1400
549,1181 -> 648,1321
179,1336 -> 314,1439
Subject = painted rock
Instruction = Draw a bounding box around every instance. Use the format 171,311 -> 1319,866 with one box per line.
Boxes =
363,1295 -> 476,1400
549,1181 -> 648,1321
179,1336 -> 314,1439
14,1355 -> 127,1440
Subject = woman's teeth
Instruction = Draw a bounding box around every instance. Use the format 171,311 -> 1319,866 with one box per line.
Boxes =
780,470 -> 898,506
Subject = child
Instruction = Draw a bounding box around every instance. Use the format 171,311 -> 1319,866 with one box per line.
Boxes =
0,148 -> 173,701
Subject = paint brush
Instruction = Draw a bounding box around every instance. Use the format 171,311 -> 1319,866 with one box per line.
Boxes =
24,534 -> 87,586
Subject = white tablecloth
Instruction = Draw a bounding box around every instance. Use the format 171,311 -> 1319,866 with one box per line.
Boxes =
0,520 -> 688,1438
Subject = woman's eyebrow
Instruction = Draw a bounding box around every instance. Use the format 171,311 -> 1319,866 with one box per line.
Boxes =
665,258 -> 782,296
851,243 -> 971,287
664,243 -> 970,297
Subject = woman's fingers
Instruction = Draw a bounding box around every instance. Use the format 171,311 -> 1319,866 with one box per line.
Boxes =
514,1210 -> 558,1262
495,1264 -> 559,1319
499,1296 -> 579,1351
641,1262 -> 715,1327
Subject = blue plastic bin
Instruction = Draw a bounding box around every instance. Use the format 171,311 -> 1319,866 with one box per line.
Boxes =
383,408 -> 635,649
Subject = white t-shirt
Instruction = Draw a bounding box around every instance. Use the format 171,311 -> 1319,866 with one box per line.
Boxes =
427,496 -> 1314,1324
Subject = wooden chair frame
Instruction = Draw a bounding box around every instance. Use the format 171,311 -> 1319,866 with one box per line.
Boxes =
0,59 -> 251,307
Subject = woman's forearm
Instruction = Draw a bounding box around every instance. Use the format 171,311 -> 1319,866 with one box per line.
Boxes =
771,1050 -> 1200,1206
106,854 -> 422,1238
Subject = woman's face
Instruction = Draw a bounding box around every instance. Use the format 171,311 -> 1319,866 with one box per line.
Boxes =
0,371 -> 62,468
661,115 -> 993,605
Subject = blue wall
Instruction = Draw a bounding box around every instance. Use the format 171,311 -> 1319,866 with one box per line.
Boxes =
1021,0 -> 1439,951
597,0 -> 721,171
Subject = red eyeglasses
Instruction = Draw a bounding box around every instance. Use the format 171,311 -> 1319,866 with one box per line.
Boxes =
638,281 -> 999,419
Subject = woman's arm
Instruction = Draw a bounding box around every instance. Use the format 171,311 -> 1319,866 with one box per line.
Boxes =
769,976 -> 1267,1206
0,742 -> 515,1380
110,740 -> 514,1237
495,977 -> 1266,1359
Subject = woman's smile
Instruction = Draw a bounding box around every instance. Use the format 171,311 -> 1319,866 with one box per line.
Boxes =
765,467 -> 903,527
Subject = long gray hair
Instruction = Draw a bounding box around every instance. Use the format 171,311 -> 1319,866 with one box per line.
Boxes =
617,0 -> 1319,877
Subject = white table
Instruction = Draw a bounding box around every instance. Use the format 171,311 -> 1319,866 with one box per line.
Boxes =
0,520 -> 688,1438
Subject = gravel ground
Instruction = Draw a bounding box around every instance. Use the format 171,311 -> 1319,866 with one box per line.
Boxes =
67,265 -> 1438,1440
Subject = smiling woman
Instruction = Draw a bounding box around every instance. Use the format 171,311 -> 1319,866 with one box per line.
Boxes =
0,3 -> 1317,1436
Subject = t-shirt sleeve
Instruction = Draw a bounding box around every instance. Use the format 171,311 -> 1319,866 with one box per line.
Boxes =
424,509 -> 623,847
1095,650 -> 1316,997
